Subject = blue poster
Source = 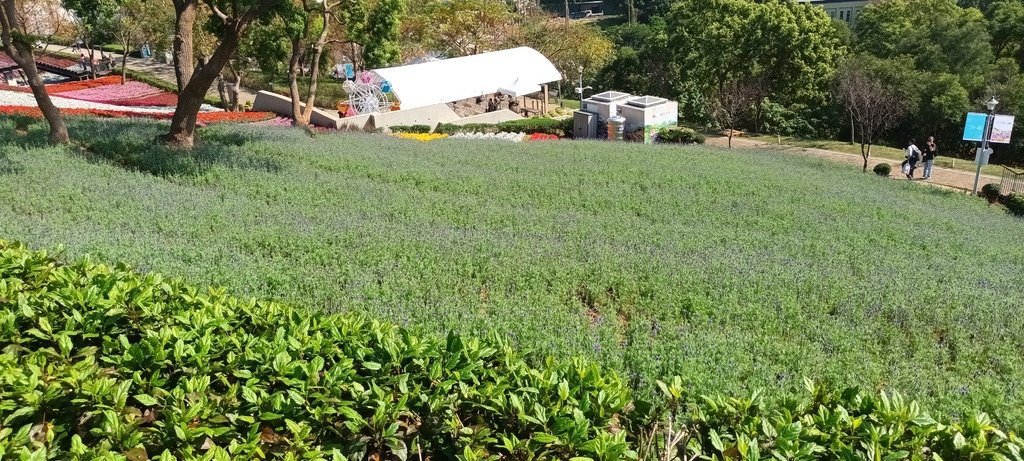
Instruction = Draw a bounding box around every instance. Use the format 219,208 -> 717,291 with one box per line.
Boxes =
963,112 -> 987,141
343,63 -> 355,79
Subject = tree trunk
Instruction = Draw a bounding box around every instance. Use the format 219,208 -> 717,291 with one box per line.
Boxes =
172,0 -> 196,93
288,37 -> 306,126
120,44 -> 129,84
299,11 -> 331,125
858,127 -> 869,172
727,123 -> 733,148
1,0 -> 68,144
228,64 -> 241,111
848,109 -> 855,145
162,27 -> 241,147
216,76 -> 229,110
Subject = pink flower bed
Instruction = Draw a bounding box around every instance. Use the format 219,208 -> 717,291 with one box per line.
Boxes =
57,81 -> 164,103
246,116 -> 293,127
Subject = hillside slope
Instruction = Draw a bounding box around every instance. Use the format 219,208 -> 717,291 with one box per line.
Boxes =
2,118 -> 1023,427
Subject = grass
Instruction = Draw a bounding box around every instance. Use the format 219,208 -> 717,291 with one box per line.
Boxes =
2,117 -> 1024,429
746,134 -> 1009,176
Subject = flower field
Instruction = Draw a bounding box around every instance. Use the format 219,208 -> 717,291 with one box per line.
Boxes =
2,118 -> 1024,431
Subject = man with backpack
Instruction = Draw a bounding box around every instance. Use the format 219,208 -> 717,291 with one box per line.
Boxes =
904,138 -> 922,180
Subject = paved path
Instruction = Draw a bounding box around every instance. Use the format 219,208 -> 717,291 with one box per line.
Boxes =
705,136 -> 1001,193
39,44 -> 257,105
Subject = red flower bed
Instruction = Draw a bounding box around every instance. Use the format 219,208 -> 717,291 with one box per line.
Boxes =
197,111 -> 275,124
1,105 -> 275,125
114,92 -> 178,107
0,84 -> 31,93
527,132 -> 559,141
45,76 -> 123,94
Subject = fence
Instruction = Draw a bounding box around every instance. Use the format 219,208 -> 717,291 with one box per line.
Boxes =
1000,165 -> 1024,195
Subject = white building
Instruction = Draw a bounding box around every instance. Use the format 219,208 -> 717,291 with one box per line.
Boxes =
801,0 -> 871,26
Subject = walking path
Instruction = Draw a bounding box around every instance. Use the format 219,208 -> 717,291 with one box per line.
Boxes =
705,136 -> 1001,193
39,44 -> 257,105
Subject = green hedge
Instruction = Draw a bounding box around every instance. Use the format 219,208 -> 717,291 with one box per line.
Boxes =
1,240 -> 1023,460
1007,194 -> 1024,217
387,124 -> 432,133
436,117 -> 572,137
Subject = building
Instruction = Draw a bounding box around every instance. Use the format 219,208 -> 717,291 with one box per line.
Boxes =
801,0 -> 870,26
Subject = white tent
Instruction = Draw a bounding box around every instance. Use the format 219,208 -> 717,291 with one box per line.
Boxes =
369,47 -> 561,111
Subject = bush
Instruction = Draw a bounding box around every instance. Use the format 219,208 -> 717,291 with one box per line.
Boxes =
3,239 -> 1024,460
655,126 -> 705,144
1007,194 -> 1024,217
435,118 -> 572,137
0,239 -> 629,460
388,124 -> 432,133
982,183 -> 1002,203
873,163 -> 892,177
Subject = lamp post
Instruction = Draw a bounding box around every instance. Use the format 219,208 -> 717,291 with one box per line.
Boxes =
575,65 -> 592,109
972,97 -> 999,195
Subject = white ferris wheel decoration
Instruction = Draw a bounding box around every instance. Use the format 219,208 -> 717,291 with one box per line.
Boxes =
342,72 -> 395,116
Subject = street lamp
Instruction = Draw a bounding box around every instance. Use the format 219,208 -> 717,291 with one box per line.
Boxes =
575,65 -> 592,108
972,97 -> 999,195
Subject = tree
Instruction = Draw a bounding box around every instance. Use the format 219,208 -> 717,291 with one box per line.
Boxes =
986,0 -> 1024,69
110,0 -> 145,84
666,0 -> 844,132
285,0 -> 335,126
361,0 -> 403,68
518,13 -> 613,93
834,56 -> 907,172
63,0 -> 117,78
1,0 -> 69,143
161,0 -> 285,147
417,0 -> 515,57
15,0 -> 74,43
708,78 -> 757,148
854,0 -> 994,154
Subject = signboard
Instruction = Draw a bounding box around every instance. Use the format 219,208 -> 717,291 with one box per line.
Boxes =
990,114 -> 1015,144
963,112 -> 987,141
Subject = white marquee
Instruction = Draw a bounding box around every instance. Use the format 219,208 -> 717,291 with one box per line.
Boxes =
369,47 -> 561,111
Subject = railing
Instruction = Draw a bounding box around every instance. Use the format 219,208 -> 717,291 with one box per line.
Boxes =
1000,165 -> 1024,195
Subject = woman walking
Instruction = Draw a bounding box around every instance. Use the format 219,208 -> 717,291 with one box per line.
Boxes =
905,138 -> 922,180
922,136 -> 937,179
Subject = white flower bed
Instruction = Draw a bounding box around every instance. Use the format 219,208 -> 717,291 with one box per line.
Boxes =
0,89 -> 222,114
449,131 -> 526,142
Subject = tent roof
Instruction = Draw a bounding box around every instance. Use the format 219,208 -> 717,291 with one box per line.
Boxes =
370,47 -> 561,111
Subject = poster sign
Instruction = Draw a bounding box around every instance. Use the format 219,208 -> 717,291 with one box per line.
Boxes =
989,114 -> 1015,144
963,112 -> 987,141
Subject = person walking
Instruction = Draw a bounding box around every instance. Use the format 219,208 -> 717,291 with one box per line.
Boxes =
922,136 -> 937,179
905,138 -> 922,180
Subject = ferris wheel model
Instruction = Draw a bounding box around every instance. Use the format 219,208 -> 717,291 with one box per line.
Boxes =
341,72 -> 396,116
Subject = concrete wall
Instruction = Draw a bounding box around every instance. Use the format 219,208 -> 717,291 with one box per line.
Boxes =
251,90 -> 343,129
368,104 -> 460,131
449,110 -> 523,126
337,114 -> 372,131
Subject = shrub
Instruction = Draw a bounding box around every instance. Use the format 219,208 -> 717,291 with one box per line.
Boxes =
435,118 -> 572,137
656,126 -> 705,144
0,239 -> 630,460
388,124 -> 432,133
873,163 -> 892,177
1007,194 -> 1024,217
982,183 -> 1001,203
497,117 -> 572,136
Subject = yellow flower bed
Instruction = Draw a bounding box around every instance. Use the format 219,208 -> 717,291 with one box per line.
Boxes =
393,132 -> 449,142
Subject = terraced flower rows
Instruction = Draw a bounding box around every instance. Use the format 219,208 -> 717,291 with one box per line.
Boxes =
0,75 -> 273,122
